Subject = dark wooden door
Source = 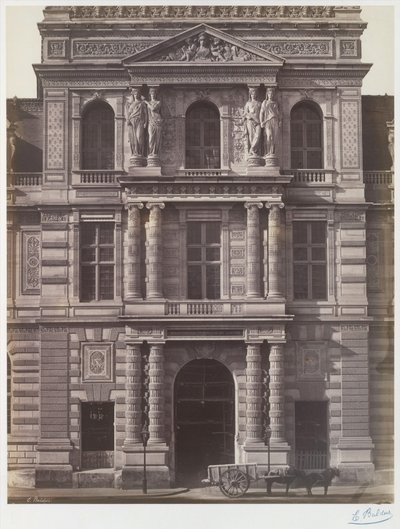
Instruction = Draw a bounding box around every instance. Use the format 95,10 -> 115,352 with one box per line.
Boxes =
81,401 -> 114,469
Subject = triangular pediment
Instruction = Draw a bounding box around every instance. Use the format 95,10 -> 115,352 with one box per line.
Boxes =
123,24 -> 284,64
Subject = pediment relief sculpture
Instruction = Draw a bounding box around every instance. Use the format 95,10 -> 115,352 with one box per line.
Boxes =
160,33 -> 262,62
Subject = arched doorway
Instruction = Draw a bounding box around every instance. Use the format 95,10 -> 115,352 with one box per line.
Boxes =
174,359 -> 235,486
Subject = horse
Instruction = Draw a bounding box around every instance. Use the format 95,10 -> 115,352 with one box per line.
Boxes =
264,466 -> 303,495
300,467 -> 340,496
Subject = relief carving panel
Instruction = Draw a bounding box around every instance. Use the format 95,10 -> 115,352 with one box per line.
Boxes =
22,232 -> 40,295
341,100 -> 360,168
46,101 -> 65,170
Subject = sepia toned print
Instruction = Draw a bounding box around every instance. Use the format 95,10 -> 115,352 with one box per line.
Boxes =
6,5 -> 393,508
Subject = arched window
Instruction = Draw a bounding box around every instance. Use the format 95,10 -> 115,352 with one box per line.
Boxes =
290,102 -> 323,169
185,101 -> 220,168
81,101 -> 115,170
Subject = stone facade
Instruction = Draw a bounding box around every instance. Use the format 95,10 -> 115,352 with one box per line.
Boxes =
7,6 -> 393,489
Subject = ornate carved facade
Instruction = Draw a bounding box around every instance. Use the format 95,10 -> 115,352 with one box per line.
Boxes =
7,6 -> 393,492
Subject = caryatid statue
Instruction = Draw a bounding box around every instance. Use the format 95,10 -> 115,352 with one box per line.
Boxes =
243,87 -> 262,158
144,87 -> 163,161
126,87 -> 148,160
260,87 -> 281,161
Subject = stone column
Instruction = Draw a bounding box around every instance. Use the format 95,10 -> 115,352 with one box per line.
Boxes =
126,202 -> 143,300
267,203 -> 285,299
146,202 -> 165,299
148,343 -> 165,444
245,202 -> 263,298
269,343 -> 286,443
245,342 -> 263,444
124,343 -> 142,445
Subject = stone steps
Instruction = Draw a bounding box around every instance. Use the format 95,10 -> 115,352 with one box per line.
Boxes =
72,469 -> 116,488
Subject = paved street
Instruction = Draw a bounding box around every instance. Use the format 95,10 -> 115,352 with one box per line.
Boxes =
8,483 -> 393,504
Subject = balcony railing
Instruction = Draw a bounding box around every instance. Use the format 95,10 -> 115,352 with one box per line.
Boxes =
166,302 -> 224,315
283,169 -> 335,184
9,172 -> 42,186
72,170 -> 123,186
363,171 -> 393,185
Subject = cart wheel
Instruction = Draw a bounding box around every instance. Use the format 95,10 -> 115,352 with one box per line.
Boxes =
219,469 -> 249,498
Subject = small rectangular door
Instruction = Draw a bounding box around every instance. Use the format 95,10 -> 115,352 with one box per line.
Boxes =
81,402 -> 114,469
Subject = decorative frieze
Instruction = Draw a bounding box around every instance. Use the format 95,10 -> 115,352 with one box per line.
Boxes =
69,5 -> 336,19
72,41 -> 152,57
258,40 -> 332,57
22,232 -> 40,294
82,343 -> 113,382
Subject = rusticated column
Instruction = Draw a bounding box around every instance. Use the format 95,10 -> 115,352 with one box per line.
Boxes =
124,343 -> 142,445
269,343 -> 286,443
245,202 -> 263,298
267,203 -> 285,299
148,343 -> 165,443
146,202 -> 165,298
126,202 -> 143,300
245,342 -> 263,443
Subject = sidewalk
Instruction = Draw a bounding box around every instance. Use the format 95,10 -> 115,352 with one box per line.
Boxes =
8,483 -> 394,504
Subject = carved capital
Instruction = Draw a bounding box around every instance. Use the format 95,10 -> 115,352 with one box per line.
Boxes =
146,202 -> 165,211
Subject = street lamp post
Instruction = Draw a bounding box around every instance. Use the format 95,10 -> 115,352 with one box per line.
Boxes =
264,425 -> 272,475
141,425 -> 150,494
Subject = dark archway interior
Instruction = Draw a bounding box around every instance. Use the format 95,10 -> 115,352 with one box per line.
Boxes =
174,359 -> 235,486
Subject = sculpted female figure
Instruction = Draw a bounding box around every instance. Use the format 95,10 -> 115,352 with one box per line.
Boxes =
145,87 -> 163,157
126,87 -> 147,157
260,87 -> 281,156
243,87 -> 262,156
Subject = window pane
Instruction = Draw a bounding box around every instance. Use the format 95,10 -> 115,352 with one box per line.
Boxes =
291,122 -> 303,148
311,222 -> 326,243
187,223 -> 202,244
81,266 -> 96,301
81,223 -> 96,245
186,102 -> 220,168
306,123 -> 321,148
188,265 -> 202,299
81,247 -> 96,262
291,150 -> 304,169
186,121 -> 201,147
293,222 -> 308,244
293,247 -> 307,261
99,224 -> 114,244
185,149 -> 201,168
311,247 -> 326,261
187,247 -> 201,261
206,265 -> 220,299
82,102 -> 114,170
205,222 -> 221,244
312,265 -> 327,299
99,265 -> 114,300
293,264 -> 308,299
206,247 -> 220,261
306,150 -> 323,168
99,247 -> 114,262
305,106 -> 320,120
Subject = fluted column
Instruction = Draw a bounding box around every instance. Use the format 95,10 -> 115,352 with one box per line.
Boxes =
146,202 -> 165,298
126,202 -> 143,300
267,203 -> 285,299
124,343 -> 142,445
245,342 -> 263,444
148,343 -> 165,443
269,343 -> 286,443
245,202 -> 263,298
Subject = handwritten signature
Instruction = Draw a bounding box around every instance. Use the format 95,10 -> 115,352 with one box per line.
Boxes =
349,506 -> 393,525
27,497 -> 51,503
